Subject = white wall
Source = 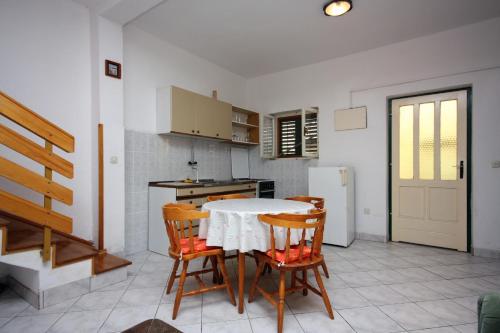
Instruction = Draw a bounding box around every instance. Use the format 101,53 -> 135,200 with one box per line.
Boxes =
0,0 -> 94,239
123,25 -> 247,132
246,18 -> 500,253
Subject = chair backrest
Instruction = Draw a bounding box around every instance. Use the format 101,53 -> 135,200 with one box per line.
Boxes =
162,204 -> 209,255
286,196 -> 324,209
206,193 -> 250,202
258,209 -> 326,263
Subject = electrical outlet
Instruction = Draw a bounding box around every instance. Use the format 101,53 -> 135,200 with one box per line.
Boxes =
109,156 -> 118,164
492,160 -> 500,168
363,208 -> 370,215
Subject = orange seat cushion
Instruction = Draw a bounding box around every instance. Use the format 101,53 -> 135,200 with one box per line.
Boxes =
266,245 -> 312,264
179,237 -> 209,254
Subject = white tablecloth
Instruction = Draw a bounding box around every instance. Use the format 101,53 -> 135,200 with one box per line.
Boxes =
199,198 -> 314,252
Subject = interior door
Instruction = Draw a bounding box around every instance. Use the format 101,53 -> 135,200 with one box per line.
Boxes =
391,90 -> 468,251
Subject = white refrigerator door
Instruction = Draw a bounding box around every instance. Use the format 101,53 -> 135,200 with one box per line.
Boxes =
309,167 -> 348,246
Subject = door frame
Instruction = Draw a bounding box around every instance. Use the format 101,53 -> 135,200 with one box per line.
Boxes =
387,87 -> 472,252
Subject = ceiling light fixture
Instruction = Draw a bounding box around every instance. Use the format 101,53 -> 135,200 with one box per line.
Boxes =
323,0 -> 352,17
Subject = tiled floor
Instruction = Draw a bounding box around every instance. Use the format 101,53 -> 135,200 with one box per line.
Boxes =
0,240 -> 499,332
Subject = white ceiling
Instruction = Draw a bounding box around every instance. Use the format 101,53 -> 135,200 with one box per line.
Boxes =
129,0 -> 500,78
74,0 -> 164,25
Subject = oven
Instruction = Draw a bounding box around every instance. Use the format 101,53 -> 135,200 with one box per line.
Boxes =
256,180 -> 275,198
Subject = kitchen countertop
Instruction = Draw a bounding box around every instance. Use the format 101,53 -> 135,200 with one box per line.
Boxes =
148,179 -> 257,189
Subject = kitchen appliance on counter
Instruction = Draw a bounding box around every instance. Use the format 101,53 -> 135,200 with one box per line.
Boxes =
309,166 -> 355,247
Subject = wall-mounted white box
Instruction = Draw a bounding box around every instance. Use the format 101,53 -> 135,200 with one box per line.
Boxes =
334,106 -> 367,131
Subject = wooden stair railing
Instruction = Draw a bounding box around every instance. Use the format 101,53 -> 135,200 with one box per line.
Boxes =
0,91 -> 75,261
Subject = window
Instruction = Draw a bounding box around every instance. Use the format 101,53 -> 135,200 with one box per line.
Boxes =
261,108 -> 319,159
278,115 -> 302,157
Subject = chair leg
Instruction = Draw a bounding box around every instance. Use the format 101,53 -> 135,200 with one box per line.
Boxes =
321,260 -> 330,279
202,256 -> 209,268
313,266 -> 334,319
172,260 -> 189,320
302,269 -> 308,296
248,260 -> 265,303
209,256 -> 219,284
277,271 -> 286,333
217,254 -> 236,306
166,259 -> 180,294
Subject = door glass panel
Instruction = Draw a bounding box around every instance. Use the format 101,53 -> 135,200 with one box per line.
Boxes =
419,103 -> 434,180
440,100 -> 458,180
399,105 -> 414,179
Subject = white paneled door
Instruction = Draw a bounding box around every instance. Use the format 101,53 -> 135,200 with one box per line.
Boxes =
391,90 -> 468,251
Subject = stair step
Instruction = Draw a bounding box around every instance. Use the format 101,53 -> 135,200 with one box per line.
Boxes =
0,214 -> 130,274
94,252 -> 131,275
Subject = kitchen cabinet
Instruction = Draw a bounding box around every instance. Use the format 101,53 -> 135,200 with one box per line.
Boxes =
157,86 -> 232,140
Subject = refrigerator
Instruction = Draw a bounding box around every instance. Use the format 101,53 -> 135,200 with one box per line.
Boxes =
308,166 -> 355,247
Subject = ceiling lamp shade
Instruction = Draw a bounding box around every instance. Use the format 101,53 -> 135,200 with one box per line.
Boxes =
323,0 -> 352,17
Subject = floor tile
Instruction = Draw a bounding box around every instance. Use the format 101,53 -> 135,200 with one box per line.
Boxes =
202,299 -> 245,323
388,282 -> 446,301
156,302 -> 201,326
70,290 -> 123,311
421,280 -> 476,298
317,274 -> 349,290
202,319 -> 253,333
453,323 -> 477,333
286,292 -> 331,314
21,297 -> 79,316
379,302 -> 448,330
416,300 -> 476,325
116,287 -> 164,308
375,257 -> 415,269
424,265 -> 475,279
338,306 -> 404,333
296,311 -> 354,333
367,269 -> 410,284
100,305 -> 158,332
250,315 -> 304,333
245,296 -> 292,318
351,259 -> 388,271
95,276 -> 134,292
337,250 -> 367,261
395,267 -> 443,282
0,293 -> 30,317
410,326 -> 460,333
329,261 -> 360,274
330,288 -> 370,310
480,275 -> 500,286
128,272 -> 169,289
450,296 -> 478,313
174,323 -> 201,333
0,313 -> 61,333
355,285 -> 409,305
450,277 -> 499,294
336,272 -> 380,287
48,309 -> 111,333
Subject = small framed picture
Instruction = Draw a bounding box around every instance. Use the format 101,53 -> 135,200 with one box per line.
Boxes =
105,60 -> 121,79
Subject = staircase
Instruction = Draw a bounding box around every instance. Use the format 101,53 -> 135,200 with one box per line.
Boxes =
0,91 -> 130,308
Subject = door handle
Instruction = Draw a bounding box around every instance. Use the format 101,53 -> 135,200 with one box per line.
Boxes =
459,160 -> 464,179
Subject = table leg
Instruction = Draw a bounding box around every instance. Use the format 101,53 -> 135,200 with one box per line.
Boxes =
238,251 -> 245,314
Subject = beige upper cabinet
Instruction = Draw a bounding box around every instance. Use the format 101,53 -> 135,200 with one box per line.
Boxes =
156,86 -> 233,140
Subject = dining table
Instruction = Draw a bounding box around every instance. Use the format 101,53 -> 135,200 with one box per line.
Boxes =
199,198 -> 314,313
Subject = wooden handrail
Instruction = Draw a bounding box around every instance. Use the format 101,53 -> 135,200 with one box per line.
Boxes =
0,189 -> 72,234
0,124 -> 73,178
0,91 -> 74,153
0,156 -> 73,205
1,92 -> 75,257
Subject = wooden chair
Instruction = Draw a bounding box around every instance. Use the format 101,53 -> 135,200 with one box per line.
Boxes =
285,196 -> 329,279
206,193 -> 250,202
248,210 -> 334,333
203,193 -> 251,269
286,195 -> 324,209
163,204 -> 236,319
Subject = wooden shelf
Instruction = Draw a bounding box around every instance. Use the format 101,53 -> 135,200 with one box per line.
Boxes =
232,121 -> 258,129
231,140 -> 259,146
232,106 -> 260,146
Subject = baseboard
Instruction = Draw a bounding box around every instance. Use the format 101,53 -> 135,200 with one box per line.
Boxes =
355,232 -> 387,243
473,247 -> 500,259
